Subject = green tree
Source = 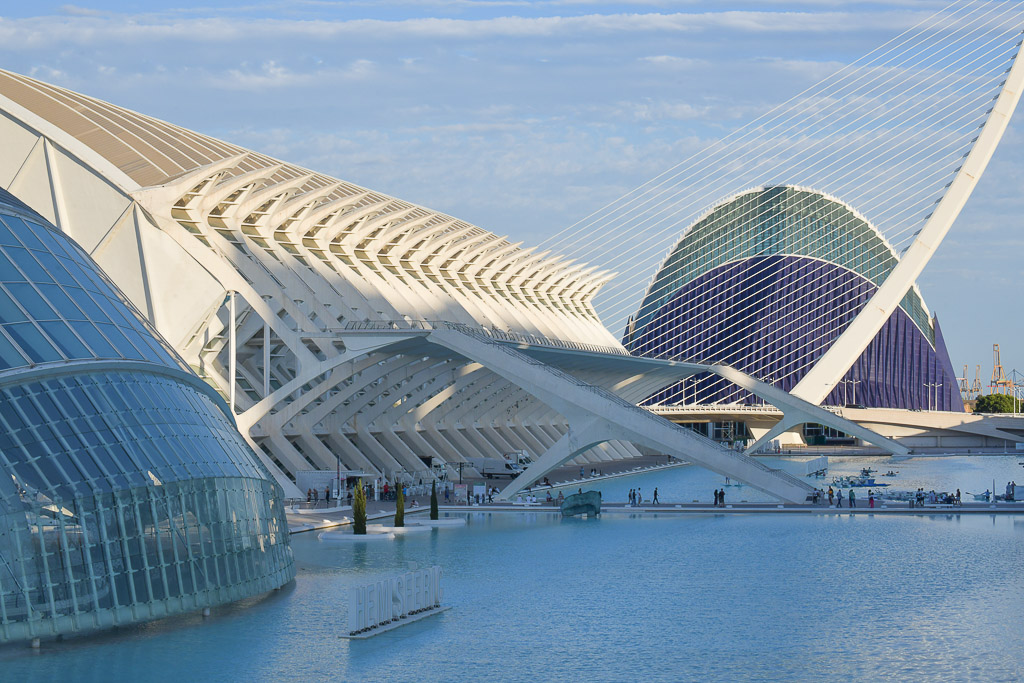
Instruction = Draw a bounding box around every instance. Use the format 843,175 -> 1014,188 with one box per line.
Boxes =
394,480 -> 405,527
352,479 -> 367,535
430,480 -> 439,520
974,393 -> 1021,414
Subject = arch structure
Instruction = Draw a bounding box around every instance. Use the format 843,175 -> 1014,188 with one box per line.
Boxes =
0,188 -> 294,644
0,69 -> 673,496
625,186 -> 963,413
791,44 -> 1024,404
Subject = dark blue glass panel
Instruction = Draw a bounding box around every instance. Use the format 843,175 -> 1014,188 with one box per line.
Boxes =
2,322 -> 62,363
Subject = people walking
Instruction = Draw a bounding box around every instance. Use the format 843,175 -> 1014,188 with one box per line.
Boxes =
836,489 -> 843,507
653,488 -> 659,505
849,489 -> 856,508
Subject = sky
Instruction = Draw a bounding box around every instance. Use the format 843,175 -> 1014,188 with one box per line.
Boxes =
0,0 -> 1021,384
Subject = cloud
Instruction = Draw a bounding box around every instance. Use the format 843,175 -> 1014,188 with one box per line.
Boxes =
0,9 -> 932,49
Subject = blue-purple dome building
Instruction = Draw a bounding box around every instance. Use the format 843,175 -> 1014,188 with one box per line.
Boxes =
624,186 -> 962,412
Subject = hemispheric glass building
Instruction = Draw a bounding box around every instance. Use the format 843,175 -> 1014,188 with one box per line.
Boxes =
624,186 -> 962,411
0,188 -> 294,643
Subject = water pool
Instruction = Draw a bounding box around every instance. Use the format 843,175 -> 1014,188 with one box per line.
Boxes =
3,511 -> 1023,682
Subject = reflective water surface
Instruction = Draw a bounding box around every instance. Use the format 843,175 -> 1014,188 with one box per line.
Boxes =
2,508 -> 1023,682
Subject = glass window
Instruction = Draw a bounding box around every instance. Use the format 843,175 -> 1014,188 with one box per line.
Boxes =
5,282 -> 57,320
0,215 -> 21,246
4,245 -> 50,283
4,215 -> 46,251
38,320 -> 91,359
35,283 -> 86,321
0,329 -> 26,369
0,286 -> 28,323
74,322 -> 118,358
2,322 -> 62,363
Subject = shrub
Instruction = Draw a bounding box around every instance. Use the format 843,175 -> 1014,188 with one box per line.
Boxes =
394,481 -> 405,527
353,479 -> 367,535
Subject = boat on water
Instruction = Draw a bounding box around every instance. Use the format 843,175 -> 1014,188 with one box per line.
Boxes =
560,490 -> 601,517
832,475 -> 889,488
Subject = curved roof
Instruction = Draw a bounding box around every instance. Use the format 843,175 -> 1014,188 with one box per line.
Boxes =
0,69 -> 246,187
0,69 -> 610,340
633,186 -> 933,342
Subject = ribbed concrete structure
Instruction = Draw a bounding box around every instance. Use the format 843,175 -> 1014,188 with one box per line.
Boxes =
0,70 -> 649,495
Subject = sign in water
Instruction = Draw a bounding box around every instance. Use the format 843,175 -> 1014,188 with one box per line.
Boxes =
346,566 -> 446,637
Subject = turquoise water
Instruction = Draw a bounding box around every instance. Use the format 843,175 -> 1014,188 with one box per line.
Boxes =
2,510 -> 1023,681
566,455 -> 1024,504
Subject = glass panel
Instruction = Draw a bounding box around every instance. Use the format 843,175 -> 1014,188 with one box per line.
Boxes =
2,322 -> 62,363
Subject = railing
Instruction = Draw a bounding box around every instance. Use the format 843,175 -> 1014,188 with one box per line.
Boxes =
343,319 -> 630,357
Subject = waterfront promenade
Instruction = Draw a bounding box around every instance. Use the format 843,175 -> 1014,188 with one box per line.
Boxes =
286,498 -> 1024,535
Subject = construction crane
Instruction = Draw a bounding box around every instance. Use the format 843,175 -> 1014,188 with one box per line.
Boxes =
971,364 -> 982,399
958,364 -> 969,400
990,344 -> 1013,395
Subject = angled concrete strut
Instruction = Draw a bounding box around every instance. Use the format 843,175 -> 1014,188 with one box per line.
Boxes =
427,327 -> 816,503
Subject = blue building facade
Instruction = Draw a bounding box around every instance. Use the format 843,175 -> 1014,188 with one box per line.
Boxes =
0,188 -> 294,643
624,186 -> 962,411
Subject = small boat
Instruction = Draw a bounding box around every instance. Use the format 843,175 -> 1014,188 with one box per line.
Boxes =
832,475 -> 889,488
560,490 -> 602,517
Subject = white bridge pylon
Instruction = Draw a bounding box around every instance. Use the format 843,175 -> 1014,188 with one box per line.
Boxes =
792,35 -> 1024,405
416,326 -> 905,503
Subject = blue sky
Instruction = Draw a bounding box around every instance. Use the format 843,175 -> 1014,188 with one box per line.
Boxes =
1,1 -> 1021,381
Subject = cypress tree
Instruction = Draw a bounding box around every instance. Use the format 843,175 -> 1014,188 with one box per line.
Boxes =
394,480 -> 405,527
430,480 -> 439,520
353,479 -> 367,535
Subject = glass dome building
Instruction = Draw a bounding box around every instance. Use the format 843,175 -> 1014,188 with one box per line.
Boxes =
0,188 -> 294,644
624,186 -> 962,411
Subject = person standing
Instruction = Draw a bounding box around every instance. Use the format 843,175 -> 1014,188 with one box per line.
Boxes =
718,488 -> 725,507
849,489 -> 856,508
713,489 -> 719,506
653,488 -> 659,505
637,488 -> 643,505
868,490 -> 874,508
956,489 -> 962,506
836,489 -> 843,508
828,487 -> 834,506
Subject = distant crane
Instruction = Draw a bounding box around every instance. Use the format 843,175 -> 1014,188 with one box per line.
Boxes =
971,364 -> 982,399
990,344 -> 1013,395
958,364 -> 970,400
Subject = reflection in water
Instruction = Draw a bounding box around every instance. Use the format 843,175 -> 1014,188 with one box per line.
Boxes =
2,511 -> 1022,682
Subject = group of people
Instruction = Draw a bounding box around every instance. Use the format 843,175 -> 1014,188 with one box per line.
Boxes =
712,488 -> 726,507
825,486 -> 859,507
580,467 -> 604,479
305,487 -> 332,507
626,489 -> 659,505
911,488 -> 962,506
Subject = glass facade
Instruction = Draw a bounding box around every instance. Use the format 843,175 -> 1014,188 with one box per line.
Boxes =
625,187 -> 963,411
629,186 -> 933,343
0,188 -> 294,643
